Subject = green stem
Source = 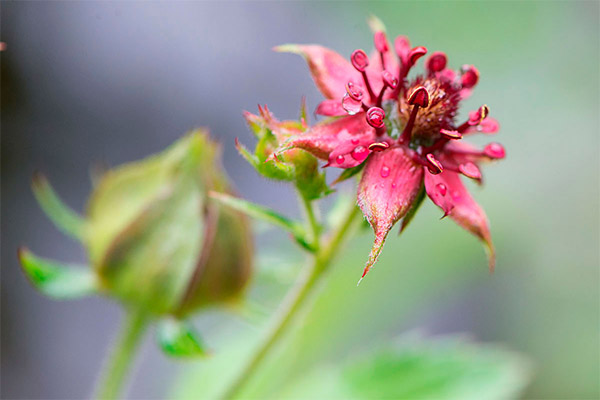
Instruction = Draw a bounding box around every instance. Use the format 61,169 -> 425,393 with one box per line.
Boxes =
299,194 -> 321,250
95,309 -> 149,400
221,201 -> 362,400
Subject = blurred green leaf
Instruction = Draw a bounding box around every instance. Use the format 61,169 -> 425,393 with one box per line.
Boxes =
157,318 -> 208,358
279,336 -> 532,400
18,247 -> 96,299
208,191 -> 313,251
32,173 -> 87,241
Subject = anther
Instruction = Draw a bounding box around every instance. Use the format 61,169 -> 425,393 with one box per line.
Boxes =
440,129 -> 462,140
368,142 -> 390,152
366,107 -> 385,128
483,142 -> 506,159
407,86 -> 430,108
459,162 -> 482,180
426,153 -> 444,175
351,49 -> 369,72
426,51 -> 447,74
458,105 -> 490,132
460,65 -> 479,88
408,46 -> 427,67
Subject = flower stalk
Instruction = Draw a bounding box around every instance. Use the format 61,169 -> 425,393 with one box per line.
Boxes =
95,309 -> 150,400
221,197 -> 362,400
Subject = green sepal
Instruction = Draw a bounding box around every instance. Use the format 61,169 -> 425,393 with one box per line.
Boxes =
157,318 -> 208,358
331,162 -> 366,186
18,247 -> 97,299
31,173 -> 87,241
399,183 -> 426,235
208,191 -> 314,252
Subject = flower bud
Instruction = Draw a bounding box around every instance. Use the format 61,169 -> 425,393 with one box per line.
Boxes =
22,130 -> 253,316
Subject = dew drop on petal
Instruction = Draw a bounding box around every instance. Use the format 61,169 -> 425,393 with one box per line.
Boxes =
436,183 -> 447,196
351,145 -> 369,162
351,138 -> 359,145
380,166 -> 390,178
391,183 -> 397,188
336,155 -> 345,164
342,94 -> 363,115
451,190 -> 461,201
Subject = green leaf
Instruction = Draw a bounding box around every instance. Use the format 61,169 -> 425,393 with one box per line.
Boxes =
31,173 -> 87,241
18,247 -> 97,299
157,318 -> 208,358
208,191 -> 313,251
331,162 -> 365,185
279,336 -> 532,400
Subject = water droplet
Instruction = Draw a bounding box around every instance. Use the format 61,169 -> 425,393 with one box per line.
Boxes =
342,94 -> 362,115
336,155 -> 345,164
380,166 -> 390,178
351,145 -> 369,161
409,165 -> 416,172
452,191 -> 461,200
436,183 -> 447,196
351,138 -> 359,145
391,183 -> 397,188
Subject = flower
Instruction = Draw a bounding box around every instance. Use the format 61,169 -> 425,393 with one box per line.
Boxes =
271,18 -> 504,281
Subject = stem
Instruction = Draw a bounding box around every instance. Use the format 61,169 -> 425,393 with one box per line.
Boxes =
221,201 -> 362,399
95,309 -> 149,400
299,194 -> 321,250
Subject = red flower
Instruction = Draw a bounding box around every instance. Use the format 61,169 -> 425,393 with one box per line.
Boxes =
272,20 -> 504,281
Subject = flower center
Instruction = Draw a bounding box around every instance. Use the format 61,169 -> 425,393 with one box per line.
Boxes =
397,76 -> 461,147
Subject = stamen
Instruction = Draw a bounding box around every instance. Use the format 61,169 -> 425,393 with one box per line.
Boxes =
399,86 -> 430,143
458,162 -> 482,180
374,31 -> 388,69
351,49 -> 376,103
366,107 -> 385,128
426,51 -> 447,74
376,70 -> 398,106
440,129 -> 462,140
426,153 -> 444,174
345,81 -> 364,101
483,142 -> 506,159
457,105 -> 490,132
368,142 -> 390,152
460,64 -> 479,88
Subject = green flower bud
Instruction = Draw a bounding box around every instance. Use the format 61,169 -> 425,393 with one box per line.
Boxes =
21,130 -> 253,317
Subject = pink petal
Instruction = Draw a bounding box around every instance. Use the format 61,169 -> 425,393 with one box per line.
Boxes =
357,148 -> 424,280
424,170 -> 495,271
315,100 -> 346,116
274,44 -> 360,100
283,113 -> 377,167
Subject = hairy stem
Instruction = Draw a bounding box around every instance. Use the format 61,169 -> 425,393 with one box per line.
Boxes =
221,200 -> 362,399
95,309 -> 149,400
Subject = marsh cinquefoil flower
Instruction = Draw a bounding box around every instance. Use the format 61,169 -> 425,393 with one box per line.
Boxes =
270,19 -> 505,280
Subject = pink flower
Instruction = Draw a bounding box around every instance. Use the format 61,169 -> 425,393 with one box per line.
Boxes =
272,20 -> 504,280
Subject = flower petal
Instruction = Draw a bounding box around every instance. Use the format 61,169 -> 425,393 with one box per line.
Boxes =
357,148 -> 424,280
424,170 -> 495,271
315,100 -> 347,116
282,113 -> 378,168
274,44 -> 360,100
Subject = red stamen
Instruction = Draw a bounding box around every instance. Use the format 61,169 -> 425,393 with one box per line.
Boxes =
426,51 -> 447,74
376,70 -> 398,106
345,81 -> 364,101
461,65 -> 479,88
374,31 -> 388,69
408,46 -> 428,67
440,129 -> 462,140
483,142 -> 506,159
368,142 -> 390,152
407,86 -> 430,108
351,49 -> 369,71
458,162 -> 482,180
426,153 -> 444,174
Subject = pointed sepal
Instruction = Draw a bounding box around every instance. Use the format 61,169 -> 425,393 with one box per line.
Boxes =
357,148 -> 424,280
157,318 -> 208,358
18,247 -> 97,299
32,173 -> 87,241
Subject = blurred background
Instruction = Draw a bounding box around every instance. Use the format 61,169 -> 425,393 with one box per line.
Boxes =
1,1 -> 598,399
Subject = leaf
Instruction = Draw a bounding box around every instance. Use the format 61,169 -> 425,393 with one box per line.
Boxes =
279,335 -> 532,400
18,247 -> 97,299
31,173 -> 87,241
157,318 -> 208,358
208,191 -> 313,251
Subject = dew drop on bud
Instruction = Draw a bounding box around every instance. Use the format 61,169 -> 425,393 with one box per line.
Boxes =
345,81 -> 364,101
484,142 -> 505,159
351,145 -> 369,162
336,155 -> 345,164
342,94 -> 363,115
382,70 -> 398,89
380,166 -> 390,178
